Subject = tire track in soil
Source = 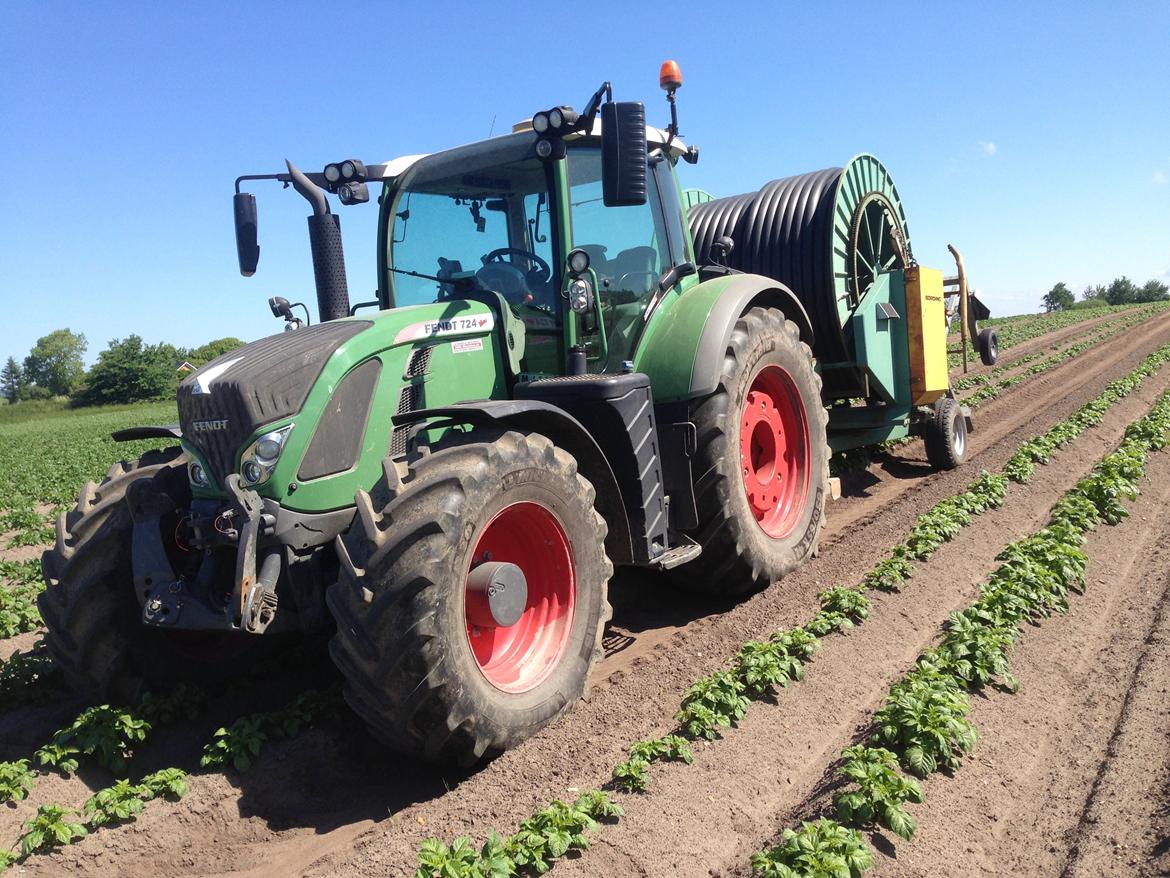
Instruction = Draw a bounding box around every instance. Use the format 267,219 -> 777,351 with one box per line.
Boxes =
283,321 -> 1170,878
861,443 -> 1170,878
11,313 -> 1170,878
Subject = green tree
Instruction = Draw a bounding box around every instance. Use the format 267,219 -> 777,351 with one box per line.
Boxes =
1,357 -> 23,402
22,329 -> 87,397
1106,276 -> 1139,305
1138,279 -> 1170,303
187,337 -> 245,366
1082,284 -> 1108,302
76,335 -> 180,406
1042,282 -> 1074,312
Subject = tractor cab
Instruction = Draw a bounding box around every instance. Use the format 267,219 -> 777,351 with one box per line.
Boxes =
376,122 -> 696,376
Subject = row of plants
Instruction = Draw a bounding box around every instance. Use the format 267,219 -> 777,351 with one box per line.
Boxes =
200,688 -> 341,771
749,386 -> 1170,877
0,768 -> 190,869
0,680 -> 341,871
951,303 -> 1161,394
0,684 -> 203,806
0,399 -> 176,548
945,302 -> 1150,368
410,342 -> 1170,876
0,559 -> 45,640
959,308 -> 1161,409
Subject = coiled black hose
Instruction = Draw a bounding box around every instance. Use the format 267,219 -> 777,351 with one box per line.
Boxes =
689,167 -> 847,363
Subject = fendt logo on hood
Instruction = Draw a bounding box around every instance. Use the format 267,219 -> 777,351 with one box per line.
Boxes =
191,419 -> 229,433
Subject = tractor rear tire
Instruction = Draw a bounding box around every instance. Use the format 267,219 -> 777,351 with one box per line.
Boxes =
326,429 -> 612,766
39,447 -> 264,704
675,307 -> 830,596
923,397 -> 968,470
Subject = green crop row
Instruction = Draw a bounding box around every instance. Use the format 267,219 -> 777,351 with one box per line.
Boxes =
751,386 -> 1170,877
0,400 -> 176,547
0,678 -> 341,871
960,308 -> 1160,409
0,684 -> 204,806
199,688 -> 340,772
952,304 -> 1160,396
946,303 -> 1157,368
411,341 -> 1170,876
0,639 -> 62,711
0,768 -> 189,869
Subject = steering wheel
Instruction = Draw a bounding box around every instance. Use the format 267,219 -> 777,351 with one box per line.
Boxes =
482,247 -> 551,286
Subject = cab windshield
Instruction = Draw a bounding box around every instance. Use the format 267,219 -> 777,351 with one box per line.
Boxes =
386,136 -> 558,312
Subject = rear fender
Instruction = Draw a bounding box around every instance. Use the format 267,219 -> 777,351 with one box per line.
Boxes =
394,401 -> 635,565
635,273 -> 814,402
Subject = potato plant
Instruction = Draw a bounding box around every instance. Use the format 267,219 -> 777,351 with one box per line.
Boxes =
200,688 -> 340,771
0,760 -> 35,805
17,804 -> 88,857
36,704 -> 151,775
832,746 -> 923,841
0,639 -> 62,710
414,792 -> 622,878
750,818 -> 872,878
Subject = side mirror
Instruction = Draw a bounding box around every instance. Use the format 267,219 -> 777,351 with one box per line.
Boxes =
234,192 -> 260,276
601,101 -> 648,207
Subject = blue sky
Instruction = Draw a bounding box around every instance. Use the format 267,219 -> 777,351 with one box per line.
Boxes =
2,0 -> 1168,366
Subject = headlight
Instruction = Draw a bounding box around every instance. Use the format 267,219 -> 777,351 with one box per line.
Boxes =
568,278 -> 594,313
189,462 -> 209,486
532,112 -> 550,134
239,424 -> 293,487
255,430 -> 286,463
549,108 -> 564,130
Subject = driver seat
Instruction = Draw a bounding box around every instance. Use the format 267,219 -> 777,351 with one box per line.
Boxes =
612,246 -> 658,299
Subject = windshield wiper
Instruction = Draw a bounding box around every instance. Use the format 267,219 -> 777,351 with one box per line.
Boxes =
388,266 -> 450,284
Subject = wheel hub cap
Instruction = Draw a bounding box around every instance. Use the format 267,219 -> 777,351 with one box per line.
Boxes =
465,502 -> 575,693
739,365 -> 811,539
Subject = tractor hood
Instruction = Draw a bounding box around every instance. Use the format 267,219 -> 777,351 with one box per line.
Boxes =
178,300 -> 507,511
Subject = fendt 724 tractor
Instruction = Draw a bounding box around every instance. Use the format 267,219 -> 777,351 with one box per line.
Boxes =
40,63 -> 996,765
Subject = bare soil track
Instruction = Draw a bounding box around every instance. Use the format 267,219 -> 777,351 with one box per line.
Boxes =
7,309 -> 1170,878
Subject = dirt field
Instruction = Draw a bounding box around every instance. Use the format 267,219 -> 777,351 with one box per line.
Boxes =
3,308 -> 1170,878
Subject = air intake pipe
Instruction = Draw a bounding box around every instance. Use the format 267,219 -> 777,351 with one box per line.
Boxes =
285,160 -> 351,323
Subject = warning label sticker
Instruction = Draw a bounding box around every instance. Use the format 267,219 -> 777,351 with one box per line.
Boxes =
452,338 -> 484,354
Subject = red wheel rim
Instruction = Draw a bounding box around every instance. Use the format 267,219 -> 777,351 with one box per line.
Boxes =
739,365 -> 811,539
465,501 -> 576,693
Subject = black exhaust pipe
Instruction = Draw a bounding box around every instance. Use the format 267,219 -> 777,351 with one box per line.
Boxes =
285,160 -> 351,323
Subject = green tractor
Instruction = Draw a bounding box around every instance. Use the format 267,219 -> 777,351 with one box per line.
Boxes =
39,63 -> 993,765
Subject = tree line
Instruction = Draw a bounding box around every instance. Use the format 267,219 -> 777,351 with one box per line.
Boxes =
1042,276 -> 1169,312
1,330 -> 244,407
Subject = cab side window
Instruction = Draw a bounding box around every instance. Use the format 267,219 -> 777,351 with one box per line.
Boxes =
567,146 -> 670,368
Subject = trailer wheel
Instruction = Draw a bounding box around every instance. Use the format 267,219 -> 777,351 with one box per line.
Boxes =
977,328 -> 999,366
38,447 -> 263,703
676,307 -> 830,596
923,397 -> 967,470
327,429 -> 612,766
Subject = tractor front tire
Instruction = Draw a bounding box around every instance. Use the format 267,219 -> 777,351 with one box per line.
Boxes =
677,307 -> 830,596
39,447 -> 262,703
327,429 -> 612,766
